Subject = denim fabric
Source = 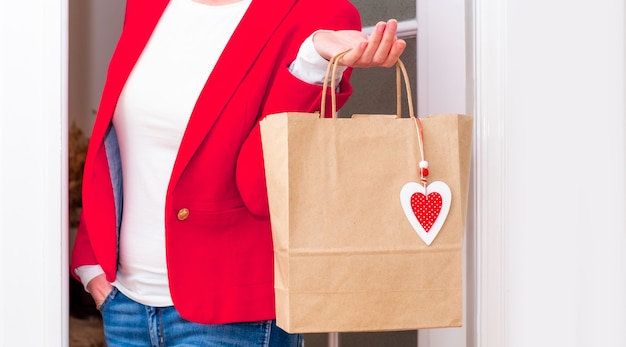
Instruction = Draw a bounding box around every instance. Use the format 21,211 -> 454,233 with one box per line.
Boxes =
99,287 -> 303,347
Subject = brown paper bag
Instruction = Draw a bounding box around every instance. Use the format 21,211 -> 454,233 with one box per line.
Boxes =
260,54 -> 473,333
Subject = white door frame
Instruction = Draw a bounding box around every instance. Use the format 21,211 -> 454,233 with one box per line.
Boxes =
469,1 -> 509,345
0,0 -> 69,346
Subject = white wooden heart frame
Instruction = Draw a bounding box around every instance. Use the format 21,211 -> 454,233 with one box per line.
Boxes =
400,181 -> 452,246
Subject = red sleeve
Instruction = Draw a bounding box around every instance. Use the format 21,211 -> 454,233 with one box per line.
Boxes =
236,66 -> 354,217
236,0 -> 360,217
70,212 -> 98,279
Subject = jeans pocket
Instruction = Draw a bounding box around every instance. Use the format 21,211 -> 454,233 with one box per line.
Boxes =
97,286 -> 118,312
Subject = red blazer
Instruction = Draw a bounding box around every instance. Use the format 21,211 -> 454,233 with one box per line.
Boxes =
71,0 -> 360,324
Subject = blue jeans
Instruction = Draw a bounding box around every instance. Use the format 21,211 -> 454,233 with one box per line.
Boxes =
99,287 -> 303,347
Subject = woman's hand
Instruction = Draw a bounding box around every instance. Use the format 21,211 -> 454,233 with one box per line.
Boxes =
312,19 -> 407,68
86,274 -> 114,310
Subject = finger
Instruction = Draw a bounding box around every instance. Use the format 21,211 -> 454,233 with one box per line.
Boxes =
381,39 -> 407,67
371,20 -> 400,65
338,41 -> 368,66
358,21 -> 386,64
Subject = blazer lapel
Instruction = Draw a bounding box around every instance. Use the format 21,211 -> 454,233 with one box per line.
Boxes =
83,0 -> 171,260
90,0 -> 171,145
170,0 -> 298,183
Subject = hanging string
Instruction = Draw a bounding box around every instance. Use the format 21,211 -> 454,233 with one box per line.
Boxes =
413,116 -> 429,189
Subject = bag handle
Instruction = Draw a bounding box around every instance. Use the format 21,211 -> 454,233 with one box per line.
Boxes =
320,51 -> 415,119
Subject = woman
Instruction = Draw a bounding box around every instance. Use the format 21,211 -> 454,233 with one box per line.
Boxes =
71,0 -> 406,345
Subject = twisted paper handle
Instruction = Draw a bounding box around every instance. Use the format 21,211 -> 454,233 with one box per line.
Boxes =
319,52 -> 427,186
319,51 -> 416,120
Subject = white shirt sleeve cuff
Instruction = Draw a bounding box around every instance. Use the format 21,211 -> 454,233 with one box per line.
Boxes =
289,31 -> 347,85
74,265 -> 106,293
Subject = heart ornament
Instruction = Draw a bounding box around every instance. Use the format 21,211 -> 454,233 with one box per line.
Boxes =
400,181 -> 451,246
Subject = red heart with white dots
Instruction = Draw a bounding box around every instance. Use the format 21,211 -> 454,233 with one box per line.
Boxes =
411,191 -> 442,232
400,181 -> 451,245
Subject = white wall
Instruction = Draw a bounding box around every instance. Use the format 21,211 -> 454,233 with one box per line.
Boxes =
0,1 -> 68,346
474,1 -> 626,346
417,0 -> 468,117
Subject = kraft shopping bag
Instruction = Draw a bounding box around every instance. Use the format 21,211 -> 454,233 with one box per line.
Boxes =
260,52 -> 473,333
